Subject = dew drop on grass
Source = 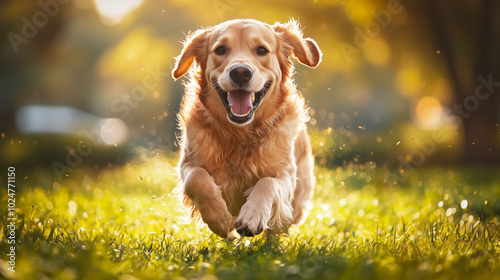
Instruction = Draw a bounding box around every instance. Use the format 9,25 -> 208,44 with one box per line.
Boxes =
418,262 -> 431,272
321,204 -> 330,211
435,264 -> 443,273
445,208 -> 456,217
243,239 -> 251,247
68,201 -> 77,216
460,200 -> 468,209
358,210 -> 365,217
94,188 -> 104,199
339,198 -> 347,207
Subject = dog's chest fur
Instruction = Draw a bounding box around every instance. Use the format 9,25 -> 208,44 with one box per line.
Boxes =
187,119 -> 296,185
182,106 -> 303,215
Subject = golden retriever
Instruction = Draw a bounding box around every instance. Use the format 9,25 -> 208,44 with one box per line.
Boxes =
172,19 -> 321,238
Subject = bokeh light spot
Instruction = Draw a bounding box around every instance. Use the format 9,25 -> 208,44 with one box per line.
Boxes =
412,96 -> 443,129
339,198 -> 347,207
100,118 -> 128,145
461,200 -> 468,209
68,201 -> 77,216
395,66 -> 422,96
363,39 -> 391,65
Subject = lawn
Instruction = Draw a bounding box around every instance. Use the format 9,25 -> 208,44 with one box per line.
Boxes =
1,139 -> 500,280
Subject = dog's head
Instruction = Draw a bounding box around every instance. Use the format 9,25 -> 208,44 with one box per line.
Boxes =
173,19 -> 322,126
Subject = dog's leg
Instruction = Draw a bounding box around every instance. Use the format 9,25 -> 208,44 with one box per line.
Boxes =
181,165 -> 234,237
292,129 -> 315,224
291,152 -> 315,224
234,172 -> 295,237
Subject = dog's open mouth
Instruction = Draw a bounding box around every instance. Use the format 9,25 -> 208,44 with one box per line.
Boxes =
215,81 -> 271,124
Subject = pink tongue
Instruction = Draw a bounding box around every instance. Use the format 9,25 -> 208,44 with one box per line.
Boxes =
228,90 -> 253,115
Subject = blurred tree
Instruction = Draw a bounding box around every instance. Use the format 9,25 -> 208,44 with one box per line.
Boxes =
2,0 -> 499,168
0,0 -> 66,127
411,0 -> 500,164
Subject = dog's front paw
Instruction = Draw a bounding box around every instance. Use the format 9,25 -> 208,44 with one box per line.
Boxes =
234,201 -> 271,237
199,203 -> 234,238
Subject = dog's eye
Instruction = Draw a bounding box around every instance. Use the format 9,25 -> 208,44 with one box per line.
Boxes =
214,46 -> 226,55
256,46 -> 268,55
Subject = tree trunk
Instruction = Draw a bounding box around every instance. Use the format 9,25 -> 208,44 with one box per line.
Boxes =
461,89 -> 500,164
418,0 -> 500,164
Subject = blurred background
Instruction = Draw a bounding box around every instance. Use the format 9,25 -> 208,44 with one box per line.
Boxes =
1,0 -> 499,183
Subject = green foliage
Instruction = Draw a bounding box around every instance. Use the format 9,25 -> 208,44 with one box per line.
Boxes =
1,152 -> 500,280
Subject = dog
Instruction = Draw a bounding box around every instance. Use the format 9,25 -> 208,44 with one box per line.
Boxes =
172,19 -> 321,238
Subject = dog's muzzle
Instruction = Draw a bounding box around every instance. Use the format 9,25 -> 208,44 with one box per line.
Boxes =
215,81 -> 271,125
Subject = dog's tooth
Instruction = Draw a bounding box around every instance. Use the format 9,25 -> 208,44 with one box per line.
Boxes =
251,93 -> 255,103
227,92 -> 230,103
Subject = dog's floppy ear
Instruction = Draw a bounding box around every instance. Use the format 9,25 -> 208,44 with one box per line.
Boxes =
273,20 -> 322,68
172,28 -> 210,80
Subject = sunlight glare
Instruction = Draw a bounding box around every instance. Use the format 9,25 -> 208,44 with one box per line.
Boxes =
94,0 -> 143,25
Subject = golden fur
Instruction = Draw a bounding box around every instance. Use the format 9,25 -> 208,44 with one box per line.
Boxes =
172,19 -> 322,237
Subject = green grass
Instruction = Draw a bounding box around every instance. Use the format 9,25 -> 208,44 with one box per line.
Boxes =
1,148 -> 500,279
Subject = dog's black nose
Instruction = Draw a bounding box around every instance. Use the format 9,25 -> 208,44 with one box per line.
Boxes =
229,65 -> 253,86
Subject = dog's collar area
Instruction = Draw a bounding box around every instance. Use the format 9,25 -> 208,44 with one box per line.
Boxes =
215,81 -> 271,124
